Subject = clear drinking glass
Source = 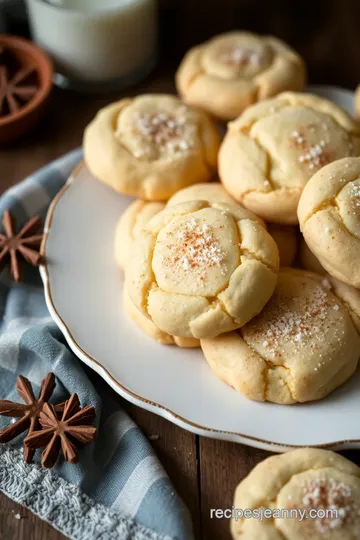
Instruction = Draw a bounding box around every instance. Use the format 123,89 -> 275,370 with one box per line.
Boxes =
26,0 -> 158,92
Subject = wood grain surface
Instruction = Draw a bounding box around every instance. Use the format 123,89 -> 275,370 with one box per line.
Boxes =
1,3 -> 360,535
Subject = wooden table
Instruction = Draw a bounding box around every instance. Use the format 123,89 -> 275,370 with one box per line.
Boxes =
0,70 -> 359,540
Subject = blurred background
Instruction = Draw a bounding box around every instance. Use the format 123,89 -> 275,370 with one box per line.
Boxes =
1,0 -> 360,88
159,0 -> 360,89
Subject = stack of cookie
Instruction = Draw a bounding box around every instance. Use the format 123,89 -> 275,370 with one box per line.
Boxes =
83,31 -> 360,408
82,31 -> 360,539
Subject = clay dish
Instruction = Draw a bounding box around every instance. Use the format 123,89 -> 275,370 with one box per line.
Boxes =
0,35 -> 53,143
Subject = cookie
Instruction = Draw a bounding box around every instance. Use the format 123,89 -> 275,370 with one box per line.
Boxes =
168,186 -> 295,265
297,269 -> 360,335
231,448 -> 360,540
84,94 -> 220,200
219,92 -> 360,224
115,200 -> 165,269
167,182 -> 265,226
176,31 -> 306,121
201,269 -> 360,404
298,157 -> 360,287
167,181 -> 241,207
123,283 -> 199,347
127,200 -> 279,339
267,224 -> 297,267
300,238 -> 325,275
327,274 -> 360,335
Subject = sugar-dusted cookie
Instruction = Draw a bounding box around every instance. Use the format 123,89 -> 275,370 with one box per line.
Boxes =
201,269 -> 360,404
123,283 -> 199,348
327,274 -> 360,335
115,200 -> 165,269
298,157 -> 360,287
84,94 -> 220,200
231,448 -> 360,540
176,31 -> 306,121
300,238 -> 325,274
267,224 -> 297,267
219,93 -> 360,224
127,200 -> 279,339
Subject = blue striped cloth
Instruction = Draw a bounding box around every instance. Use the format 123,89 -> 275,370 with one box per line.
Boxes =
0,149 -> 194,540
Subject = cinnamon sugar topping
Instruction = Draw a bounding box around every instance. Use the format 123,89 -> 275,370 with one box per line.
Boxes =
164,218 -> 226,283
245,280 -> 342,357
349,182 -> 360,207
291,130 -> 331,171
264,285 -> 330,350
130,108 -> 196,160
303,477 -> 358,533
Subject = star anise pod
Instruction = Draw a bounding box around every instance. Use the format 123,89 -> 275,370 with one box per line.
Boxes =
0,63 -> 38,116
25,393 -> 97,468
0,373 -> 64,463
0,210 -> 44,282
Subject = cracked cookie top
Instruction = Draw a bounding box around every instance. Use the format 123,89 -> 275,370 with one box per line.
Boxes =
201,269 -> 360,404
115,98 -> 197,161
83,94 -> 221,200
123,280 -> 200,349
298,157 -> 360,288
219,93 -> 360,224
231,448 -> 360,540
176,32 -> 306,121
167,181 -> 246,209
167,184 -> 296,266
127,200 -> 279,339
114,200 -> 165,270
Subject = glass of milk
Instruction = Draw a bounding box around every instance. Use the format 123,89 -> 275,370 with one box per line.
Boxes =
26,0 -> 158,91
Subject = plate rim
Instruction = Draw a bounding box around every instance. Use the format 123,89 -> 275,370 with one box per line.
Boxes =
40,91 -> 360,452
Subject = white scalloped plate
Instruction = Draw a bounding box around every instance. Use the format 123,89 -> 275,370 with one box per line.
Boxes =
40,85 -> 360,452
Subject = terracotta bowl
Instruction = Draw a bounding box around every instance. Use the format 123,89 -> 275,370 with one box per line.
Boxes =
0,35 -> 53,143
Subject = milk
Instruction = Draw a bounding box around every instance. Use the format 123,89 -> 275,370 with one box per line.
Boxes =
26,0 -> 157,88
